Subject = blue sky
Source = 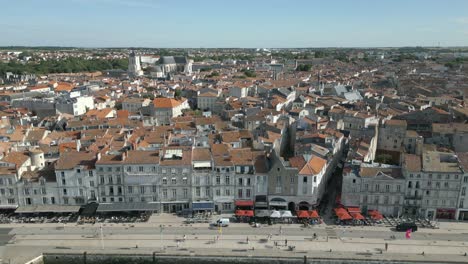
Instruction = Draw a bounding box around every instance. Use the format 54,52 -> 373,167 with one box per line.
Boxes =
1,0 -> 467,48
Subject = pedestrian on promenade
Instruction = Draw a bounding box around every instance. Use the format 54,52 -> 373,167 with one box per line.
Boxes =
246,236 -> 249,244
177,241 -> 180,248
385,243 -> 388,251
285,239 -> 288,246
313,233 -> 317,240
183,234 -> 186,241
279,226 -> 282,235
135,245 -> 138,248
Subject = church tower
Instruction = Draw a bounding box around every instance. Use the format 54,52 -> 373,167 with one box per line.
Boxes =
128,51 -> 143,77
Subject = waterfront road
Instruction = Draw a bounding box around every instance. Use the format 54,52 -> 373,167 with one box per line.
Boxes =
3,215 -> 468,264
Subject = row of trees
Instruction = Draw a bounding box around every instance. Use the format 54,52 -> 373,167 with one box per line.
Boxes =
0,57 -> 128,75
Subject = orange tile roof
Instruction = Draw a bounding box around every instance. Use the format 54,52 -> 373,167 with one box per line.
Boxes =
153,98 -> 181,109
299,156 -> 327,175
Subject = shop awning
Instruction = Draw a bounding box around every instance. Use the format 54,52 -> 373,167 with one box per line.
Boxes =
351,212 -> 365,220
255,209 -> 270,217
16,205 -> 80,214
235,210 -> 245,216
347,207 -> 361,213
296,210 -> 309,218
192,201 -> 214,210
235,200 -> 254,207
309,210 -> 319,218
96,202 -> 160,212
0,205 -> 18,210
270,210 -> 281,218
334,208 -> 352,220
280,210 -> 293,218
269,201 -> 287,207
244,210 -> 254,217
368,210 -> 384,220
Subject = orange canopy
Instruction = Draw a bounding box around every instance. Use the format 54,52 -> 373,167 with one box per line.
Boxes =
351,212 -> 365,220
296,210 -> 310,218
334,208 -> 352,220
309,210 -> 320,218
244,210 -> 254,217
235,210 -> 245,216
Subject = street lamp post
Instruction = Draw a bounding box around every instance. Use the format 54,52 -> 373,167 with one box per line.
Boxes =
159,225 -> 164,250
100,224 -> 105,250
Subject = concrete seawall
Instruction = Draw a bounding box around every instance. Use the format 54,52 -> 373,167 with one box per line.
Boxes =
41,252 -> 453,264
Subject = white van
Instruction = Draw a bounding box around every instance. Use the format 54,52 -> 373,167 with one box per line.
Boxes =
215,218 -> 230,227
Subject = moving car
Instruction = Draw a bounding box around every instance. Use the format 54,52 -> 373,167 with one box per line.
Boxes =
214,218 -> 230,227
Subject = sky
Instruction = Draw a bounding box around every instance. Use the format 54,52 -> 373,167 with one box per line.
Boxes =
0,0 -> 467,48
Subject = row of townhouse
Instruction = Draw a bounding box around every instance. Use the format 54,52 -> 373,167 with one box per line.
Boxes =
342,148 -> 468,220
1,125 -> 345,214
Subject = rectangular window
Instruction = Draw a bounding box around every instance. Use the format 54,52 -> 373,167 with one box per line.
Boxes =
290,177 -> 295,183
183,188 -> 188,198
216,175 -> 221,185
139,166 -> 144,172
172,189 -> 177,198
140,186 -> 145,194
205,187 -> 210,197
182,177 -> 188,185
162,178 -> 167,185
238,189 -> 243,198
152,185 -> 157,193
247,178 -> 251,186
465,177 -> 468,183
118,186 -> 122,195
127,166 -> 132,172
225,175 -> 230,185
63,197 -> 68,204
128,186 -> 133,194
303,177 -> 307,183
246,189 -> 251,197
100,176 -> 105,184
238,178 -> 243,186
90,181 -> 95,187
385,185 -> 390,192
225,189 -> 230,196
171,178 -> 177,185
163,189 -> 167,198
42,197 -> 48,204
462,187 -> 466,196
196,187 -> 201,197
375,184 -> 380,192
117,177 -> 121,184
216,189 -> 221,196
78,178 -> 82,185
63,189 -> 67,195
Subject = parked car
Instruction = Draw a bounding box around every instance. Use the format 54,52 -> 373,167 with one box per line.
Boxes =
396,222 -> 418,232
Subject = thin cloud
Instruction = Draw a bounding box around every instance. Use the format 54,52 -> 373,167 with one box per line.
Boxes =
454,17 -> 468,24
71,0 -> 159,8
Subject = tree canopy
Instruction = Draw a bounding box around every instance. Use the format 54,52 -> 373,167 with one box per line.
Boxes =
0,57 -> 128,75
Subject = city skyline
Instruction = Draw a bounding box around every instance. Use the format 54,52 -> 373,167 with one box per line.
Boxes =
1,0 -> 468,48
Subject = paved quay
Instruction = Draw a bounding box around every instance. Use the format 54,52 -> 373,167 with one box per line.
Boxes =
2,214 -> 468,264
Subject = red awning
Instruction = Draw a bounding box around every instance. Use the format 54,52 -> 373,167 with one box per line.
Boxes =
368,210 -> 383,220
235,200 -> 254,207
296,210 -> 310,218
235,210 -> 245,216
244,210 -> 254,217
308,210 -> 319,218
334,208 -> 352,220
351,212 -> 365,220
347,207 -> 361,213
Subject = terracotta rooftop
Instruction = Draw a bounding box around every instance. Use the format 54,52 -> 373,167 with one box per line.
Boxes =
55,151 -> 96,170
153,98 -> 181,109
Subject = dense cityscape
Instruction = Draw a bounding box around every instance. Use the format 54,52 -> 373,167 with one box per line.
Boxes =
2,0 -> 468,263
0,46 -> 468,263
